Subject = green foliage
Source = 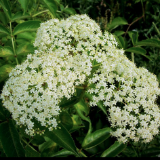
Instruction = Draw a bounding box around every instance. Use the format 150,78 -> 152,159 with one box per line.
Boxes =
0,0 -> 160,158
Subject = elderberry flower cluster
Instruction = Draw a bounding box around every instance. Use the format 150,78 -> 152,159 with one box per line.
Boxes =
1,14 -> 160,143
87,46 -> 160,143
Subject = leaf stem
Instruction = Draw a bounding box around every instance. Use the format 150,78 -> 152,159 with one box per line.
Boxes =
9,21 -> 19,65
32,9 -> 49,17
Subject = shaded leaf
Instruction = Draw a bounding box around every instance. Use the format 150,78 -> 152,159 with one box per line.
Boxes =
128,31 -> 139,45
18,0 -> 29,14
13,20 -> 41,35
0,11 -> 8,25
49,148 -> 75,157
85,93 -> 107,116
45,123 -> 78,156
11,11 -> 30,21
0,120 -> 25,157
116,36 -> 127,49
140,148 -> 160,157
125,47 -> 152,60
0,0 -> 12,20
113,31 -> 125,37
25,145 -> 40,157
101,141 -> 127,157
135,38 -> 160,48
0,24 -> 10,35
59,111 -> 73,131
0,46 -> 14,57
82,127 -> 111,149
0,64 -> 14,82
39,137 -> 56,153
108,17 -> 128,31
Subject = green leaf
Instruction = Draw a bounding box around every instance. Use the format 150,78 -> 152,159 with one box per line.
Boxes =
125,47 -> 152,60
101,141 -> 127,157
113,31 -> 125,37
0,24 -> 10,35
128,31 -> 139,45
13,20 -> 41,35
82,127 -> 112,149
0,0 -> 12,20
63,8 -> 76,15
17,32 -> 35,41
0,46 -> 14,57
25,145 -> 40,157
74,100 -> 92,134
140,148 -> 160,157
59,111 -> 73,131
16,43 -> 34,55
11,11 -> 30,21
0,120 -> 25,157
39,137 -> 57,152
108,17 -> 128,31
0,64 -> 14,82
44,123 -> 78,156
18,0 -> 29,14
0,11 -> 8,25
116,36 -> 127,49
42,0 -> 58,18
49,149 -> 75,157
135,38 -> 160,48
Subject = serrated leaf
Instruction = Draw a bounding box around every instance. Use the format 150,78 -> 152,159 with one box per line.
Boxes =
0,0 -> 12,20
135,38 -> 160,48
59,111 -> 73,131
13,20 -> 41,35
63,8 -> 76,15
42,0 -> 58,18
0,46 -> 14,57
82,127 -> 111,149
125,47 -> 152,60
0,120 -> 25,157
0,64 -> 14,82
16,43 -> 34,55
44,123 -> 78,156
108,17 -> 128,31
18,0 -> 29,14
101,141 -> 127,157
11,11 -> 30,21
0,24 -> 10,35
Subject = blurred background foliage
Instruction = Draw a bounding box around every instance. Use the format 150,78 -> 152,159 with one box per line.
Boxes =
0,0 -> 160,157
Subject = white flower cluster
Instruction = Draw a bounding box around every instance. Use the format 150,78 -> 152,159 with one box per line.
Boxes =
87,44 -> 160,143
0,14 -> 105,136
1,14 -> 160,143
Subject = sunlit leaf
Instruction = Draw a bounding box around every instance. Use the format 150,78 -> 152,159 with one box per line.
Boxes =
101,141 -> 127,157
82,127 -> 112,149
13,20 -> 41,35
